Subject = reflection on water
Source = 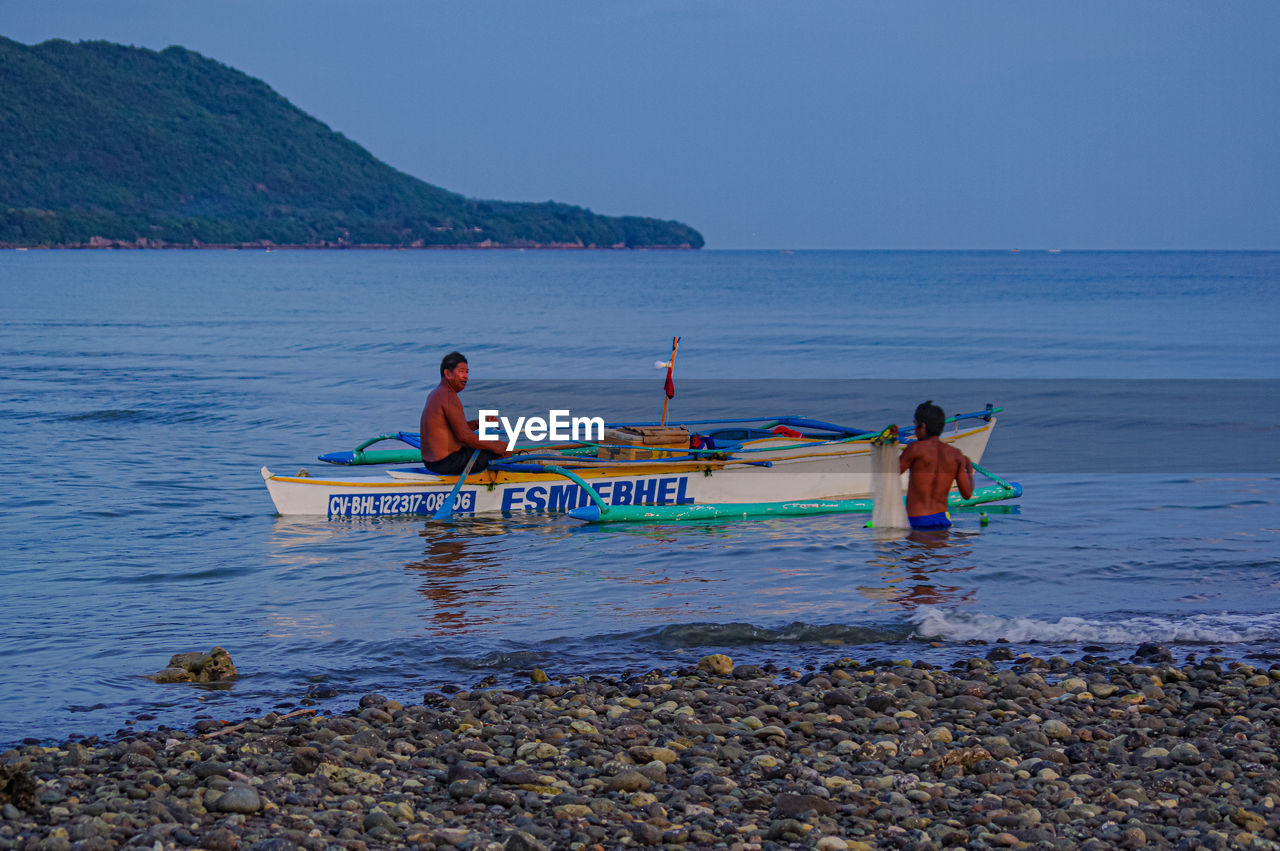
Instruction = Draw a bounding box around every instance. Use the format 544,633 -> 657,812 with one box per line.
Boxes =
406,519 -> 519,635
857,529 -> 978,610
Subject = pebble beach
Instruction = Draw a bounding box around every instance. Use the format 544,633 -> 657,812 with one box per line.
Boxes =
4,647 -> 1280,850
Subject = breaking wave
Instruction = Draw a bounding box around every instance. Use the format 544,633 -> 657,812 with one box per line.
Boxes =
911,607 -> 1280,645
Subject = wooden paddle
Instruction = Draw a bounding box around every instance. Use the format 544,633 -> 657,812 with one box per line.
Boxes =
433,448 -> 481,521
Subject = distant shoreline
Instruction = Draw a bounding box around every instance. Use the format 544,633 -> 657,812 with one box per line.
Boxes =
2,241 -> 701,251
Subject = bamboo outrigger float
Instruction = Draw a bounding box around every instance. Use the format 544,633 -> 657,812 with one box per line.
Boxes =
260,407 -> 1021,523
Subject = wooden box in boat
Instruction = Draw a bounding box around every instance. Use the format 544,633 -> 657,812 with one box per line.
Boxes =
596,425 -> 690,460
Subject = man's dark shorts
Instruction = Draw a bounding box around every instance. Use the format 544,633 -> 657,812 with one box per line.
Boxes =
423,447 -> 499,476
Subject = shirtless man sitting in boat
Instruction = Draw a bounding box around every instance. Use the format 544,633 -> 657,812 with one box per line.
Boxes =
420,352 -> 509,476
899,400 -> 974,530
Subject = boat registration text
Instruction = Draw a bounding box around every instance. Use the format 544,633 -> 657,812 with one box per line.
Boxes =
328,491 -> 477,517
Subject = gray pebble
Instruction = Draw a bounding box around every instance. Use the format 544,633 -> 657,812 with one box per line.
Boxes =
210,785 -> 262,814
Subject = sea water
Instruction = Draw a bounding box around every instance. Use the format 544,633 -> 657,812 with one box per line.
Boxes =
1,249 -> 1277,746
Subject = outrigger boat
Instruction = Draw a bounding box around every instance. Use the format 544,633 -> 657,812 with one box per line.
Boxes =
260,407 -> 1021,523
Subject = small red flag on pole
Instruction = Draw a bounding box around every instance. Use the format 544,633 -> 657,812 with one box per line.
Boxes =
660,336 -> 679,425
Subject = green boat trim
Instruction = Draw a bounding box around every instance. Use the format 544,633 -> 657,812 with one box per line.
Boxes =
566,481 -> 1022,524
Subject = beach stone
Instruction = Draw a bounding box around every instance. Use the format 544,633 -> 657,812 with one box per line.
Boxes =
629,746 -> 678,764
290,746 -> 321,775
499,768 -> 540,785
766,818 -> 809,841
482,788 -> 520,808
249,841 -> 294,851
209,785 -> 261,814
1120,827 -> 1148,847
630,822 -> 664,845
67,819 -> 109,841
1042,719 -> 1071,740
433,828 -> 472,846
168,651 -> 210,671
822,688 -> 856,707
0,765 -> 36,810
1133,643 -> 1173,663
155,646 -> 238,683
637,760 -> 666,782
516,742 -> 559,760
698,654 -> 734,676
193,761 -> 231,779
530,669 -> 549,683
504,830 -> 548,851
36,786 -> 66,805
449,763 -> 483,782
552,803 -> 592,819
865,692 -> 895,712
201,828 -> 240,851
1170,743 -> 1201,764
358,708 -> 392,726
1231,808 -> 1267,833
773,792 -> 836,817
363,810 -> 398,833
448,779 -> 486,799
604,771 -> 650,792
149,666 -> 195,683
201,646 -> 238,680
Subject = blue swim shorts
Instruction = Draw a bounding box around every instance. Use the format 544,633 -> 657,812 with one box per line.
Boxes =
908,511 -> 952,530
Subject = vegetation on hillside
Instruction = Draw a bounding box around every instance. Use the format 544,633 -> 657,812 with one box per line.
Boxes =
0,37 -> 703,248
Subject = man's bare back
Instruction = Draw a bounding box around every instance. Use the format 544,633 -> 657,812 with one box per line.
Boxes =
899,401 -> 974,525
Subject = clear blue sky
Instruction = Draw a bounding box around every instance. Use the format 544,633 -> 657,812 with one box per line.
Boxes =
4,2 -> 1278,249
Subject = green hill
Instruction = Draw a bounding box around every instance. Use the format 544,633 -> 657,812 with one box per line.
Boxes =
0,37 -> 703,249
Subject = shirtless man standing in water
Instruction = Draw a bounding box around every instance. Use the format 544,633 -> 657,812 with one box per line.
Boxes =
420,352 -> 509,476
898,400 -> 974,530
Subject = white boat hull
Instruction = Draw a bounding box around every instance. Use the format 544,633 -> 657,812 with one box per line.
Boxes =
262,420 -> 995,517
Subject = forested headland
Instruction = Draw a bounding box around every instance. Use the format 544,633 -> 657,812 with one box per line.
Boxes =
0,37 -> 703,249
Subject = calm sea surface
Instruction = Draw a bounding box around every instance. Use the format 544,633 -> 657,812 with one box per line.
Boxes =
1,250 -> 1278,746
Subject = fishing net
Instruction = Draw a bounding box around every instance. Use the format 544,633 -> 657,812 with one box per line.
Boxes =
870,441 -> 910,530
